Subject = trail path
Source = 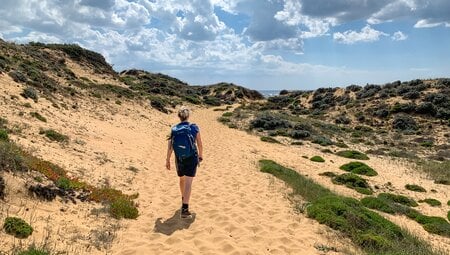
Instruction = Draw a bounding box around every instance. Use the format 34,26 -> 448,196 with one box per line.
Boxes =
109,108 -> 351,255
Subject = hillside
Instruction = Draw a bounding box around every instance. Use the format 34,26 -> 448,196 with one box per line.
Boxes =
0,39 -> 449,255
0,39 -> 263,113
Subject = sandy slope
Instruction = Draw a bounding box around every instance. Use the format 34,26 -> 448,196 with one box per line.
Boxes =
1,72 -> 449,254
108,107 -> 355,255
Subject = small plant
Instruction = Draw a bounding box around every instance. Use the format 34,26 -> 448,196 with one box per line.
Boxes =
3,217 -> 33,238
310,156 -> 325,162
222,112 -> 233,117
217,117 -> 230,123
39,129 -> 69,143
260,136 -> 280,144
21,87 -> 38,102
378,193 -> 418,207
339,162 -> 377,176
30,112 -> 47,122
336,150 -> 369,160
110,198 -> 139,219
0,129 -> 9,141
127,166 -> 139,173
332,173 -> 373,195
17,245 -> 50,255
405,184 -> 426,192
418,198 -> 441,207
318,171 -> 336,177
361,197 -> 396,214
311,136 -> 333,146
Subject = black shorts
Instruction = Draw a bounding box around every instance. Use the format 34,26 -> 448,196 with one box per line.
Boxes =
175,156 -> 198,177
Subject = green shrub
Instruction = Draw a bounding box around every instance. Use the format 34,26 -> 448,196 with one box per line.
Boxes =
203,96 -> 221,106
0,141 -> 28,172
222,112 -> 233,117
361,197 -> 396,214
260,136 -> 280,144
0,129 -> 9,142
378,193 -> 418,207
418,198 -> 441,207
20,87 -> 38,102
110,198 -> 139,219
412,215 -> 450,237
30,112 -> 47,122
335,142 -> 349,148
336,150 -> 369,160
339,162 -> 377,176
319,172 -> 337,177
39,129 -> 69,143
183,95 -> 201,105
311,136 -> 333,146
405,184 -> 426,192
332,173 -> 373,195
448,211 -> 450,221
310,156 -> 325,162
259,160 -> 440,254
17,246 -> 50,255
3,217 -> 33,238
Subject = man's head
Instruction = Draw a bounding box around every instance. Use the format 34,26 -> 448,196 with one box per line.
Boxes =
178,106 -> 190,121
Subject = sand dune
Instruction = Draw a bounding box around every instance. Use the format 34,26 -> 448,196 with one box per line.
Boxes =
1,73 -> 449,254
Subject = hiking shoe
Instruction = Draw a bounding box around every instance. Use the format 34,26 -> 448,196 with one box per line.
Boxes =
181,208 -> 192,218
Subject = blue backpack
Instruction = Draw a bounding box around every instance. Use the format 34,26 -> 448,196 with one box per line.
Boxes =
171,124 -> 197,160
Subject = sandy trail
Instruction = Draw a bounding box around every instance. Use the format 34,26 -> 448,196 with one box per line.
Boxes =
109,108 -> 351,255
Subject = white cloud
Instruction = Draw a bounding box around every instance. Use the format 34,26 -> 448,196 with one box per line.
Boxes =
333,25 -> 388,44
392,31 -> 408,41
414,19 -> 449,28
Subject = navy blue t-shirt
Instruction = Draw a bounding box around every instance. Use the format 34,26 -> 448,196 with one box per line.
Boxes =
172,122 -> 199,139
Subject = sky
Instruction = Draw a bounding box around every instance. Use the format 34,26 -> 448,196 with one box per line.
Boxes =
0,0 -> 449,90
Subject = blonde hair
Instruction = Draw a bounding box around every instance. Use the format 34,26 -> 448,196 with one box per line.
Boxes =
178,106 -> 190,121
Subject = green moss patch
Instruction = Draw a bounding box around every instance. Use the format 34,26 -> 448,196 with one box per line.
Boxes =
332,173 -> 373,195
405,184 -> 426,192
310,156 -> 325,162
418,198 -> 441,207
336,150 -> 369,160
3,217 -> 33,238
339,162 -> 378,176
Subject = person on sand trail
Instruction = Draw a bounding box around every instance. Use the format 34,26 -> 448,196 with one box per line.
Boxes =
166,106 -> 203,218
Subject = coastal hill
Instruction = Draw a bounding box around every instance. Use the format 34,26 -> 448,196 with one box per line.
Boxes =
0,40 -> 449,254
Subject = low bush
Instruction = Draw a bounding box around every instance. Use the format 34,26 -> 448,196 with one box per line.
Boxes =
339,162 -> 377,176
416,160 -> 450,187
332,173 -> 373,195
378,193 -> 418,207
336,150 -> 369,160
110,197 -> 139,219
259,160 -> 443,253
21,87 -> 38,102
361,197 -> 396,214
0,141 -> 28,172
3,217 -> 33,238
311,136 -> 333,146
260,136 -> 280,144
418,198 -> 441,207
250,114 -> 291,130
392,115 -> 418,131
222,112 -> 233,117
0,129 -> 9,142
310,156 -> 325,162
405,184 -> 426,192
17,245 -> 50,255
39,129 -> 69,143
30,112 -> 47,122
319,172 -> 337,177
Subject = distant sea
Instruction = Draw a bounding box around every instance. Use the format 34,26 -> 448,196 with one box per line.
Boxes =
258,90 -> 281,98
